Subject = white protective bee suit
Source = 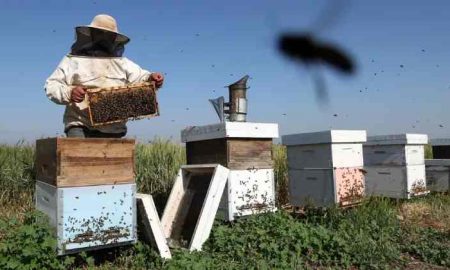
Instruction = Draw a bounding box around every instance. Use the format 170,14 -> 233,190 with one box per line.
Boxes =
45,14 -> 155,136
45,55 -> 152,134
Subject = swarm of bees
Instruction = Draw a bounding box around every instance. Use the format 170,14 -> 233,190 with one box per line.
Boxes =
87,82 -> 159,126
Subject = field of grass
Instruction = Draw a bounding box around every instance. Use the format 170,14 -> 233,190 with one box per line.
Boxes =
0,140 -> 448,269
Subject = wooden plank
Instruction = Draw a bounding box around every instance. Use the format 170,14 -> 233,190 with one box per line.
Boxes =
36,138 -> 58,186
161,169 -> 185,237
227,139 -> 273,170
190,165 -> 229,251
35,137 -> 135,187
136,193 -> 171,259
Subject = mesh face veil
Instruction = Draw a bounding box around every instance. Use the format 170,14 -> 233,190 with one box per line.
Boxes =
71,27 -> 128,57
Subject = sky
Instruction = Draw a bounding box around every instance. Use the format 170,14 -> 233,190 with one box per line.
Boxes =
0,0 -> 449,144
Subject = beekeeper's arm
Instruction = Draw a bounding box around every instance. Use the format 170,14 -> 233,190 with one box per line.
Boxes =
123,58 -> 152,84
45,57 -> 73,105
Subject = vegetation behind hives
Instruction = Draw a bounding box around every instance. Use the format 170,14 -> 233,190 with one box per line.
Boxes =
0,142 -> 448,269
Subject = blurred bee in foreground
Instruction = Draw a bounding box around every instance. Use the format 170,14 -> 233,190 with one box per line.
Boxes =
277,0 -> 356,105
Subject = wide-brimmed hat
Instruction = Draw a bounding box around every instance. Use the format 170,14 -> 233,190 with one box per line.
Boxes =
76,14 -> 130,44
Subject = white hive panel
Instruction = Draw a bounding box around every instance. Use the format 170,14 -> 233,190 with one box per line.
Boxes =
35,181 -> 137,255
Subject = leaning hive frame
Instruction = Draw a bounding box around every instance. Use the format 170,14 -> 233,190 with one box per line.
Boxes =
86,82 -> 159,126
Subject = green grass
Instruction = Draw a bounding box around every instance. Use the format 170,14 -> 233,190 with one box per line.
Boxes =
0,141 -> 449,269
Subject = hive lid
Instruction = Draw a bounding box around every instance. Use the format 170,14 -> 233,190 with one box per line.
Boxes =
282,130 -> 367,145
425,159 -> 450,166
430,138 -> 450,146
365,134 -> 428,145
181,122 -> 279,142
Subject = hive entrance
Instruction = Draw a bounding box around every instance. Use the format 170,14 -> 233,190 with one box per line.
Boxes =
87,82 -> 159,126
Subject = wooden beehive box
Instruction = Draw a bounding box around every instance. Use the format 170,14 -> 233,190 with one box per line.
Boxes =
182,122 -> 278,170
282,130 -> 367,207
86,82 -> 159,126
36,137 -> 135,187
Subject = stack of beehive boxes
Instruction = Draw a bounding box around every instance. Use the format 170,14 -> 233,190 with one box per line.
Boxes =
425,139 -> 450,192
181,122 -> 279,221
364,134 -> 429,199
282,130 -> 367,207
35,138 -> 137,255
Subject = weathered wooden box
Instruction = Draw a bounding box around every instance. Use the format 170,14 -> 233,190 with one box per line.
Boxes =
282,130 -> 367,207
364,134 -> 429,199
35,181 -> 137,255
425,159 -> 450,192
36,138 -> 135,187
161,164 -> 229,251
182,122 -> 278,170
430,138 -> 450,159
181,122 -> 279,220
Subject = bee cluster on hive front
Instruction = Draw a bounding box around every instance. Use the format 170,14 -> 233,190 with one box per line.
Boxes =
87,82 -> 159,126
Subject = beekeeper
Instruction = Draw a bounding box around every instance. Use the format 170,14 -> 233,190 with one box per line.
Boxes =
45,14 -> 164,138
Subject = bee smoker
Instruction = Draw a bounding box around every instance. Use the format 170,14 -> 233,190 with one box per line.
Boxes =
209,75 -> 249,122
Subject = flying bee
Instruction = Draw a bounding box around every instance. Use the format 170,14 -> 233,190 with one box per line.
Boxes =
276,0 -> 355,105
278,34 -> 354,74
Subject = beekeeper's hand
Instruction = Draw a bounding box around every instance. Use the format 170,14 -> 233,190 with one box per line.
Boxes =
71,86 -> 86,103
150,73 -> 164,88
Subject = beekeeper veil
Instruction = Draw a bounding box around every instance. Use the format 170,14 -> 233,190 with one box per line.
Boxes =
70,14 -> 130,57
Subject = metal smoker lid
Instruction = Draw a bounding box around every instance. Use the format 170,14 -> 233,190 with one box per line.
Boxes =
228,75 -> 250,90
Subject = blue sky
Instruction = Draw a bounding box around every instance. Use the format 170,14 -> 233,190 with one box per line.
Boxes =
0,0 -> 449,143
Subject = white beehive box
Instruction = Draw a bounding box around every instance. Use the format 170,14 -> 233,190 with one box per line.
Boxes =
181,122 -> 279,220
364,165 -> 428,199
364,134 -> 428,166
35,181 -> 137,255
363,134 -> 429,199
282,130 -> 367,207
289,167 -> 366,207
425,159 -> 450,192
218,169 -> 276,221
